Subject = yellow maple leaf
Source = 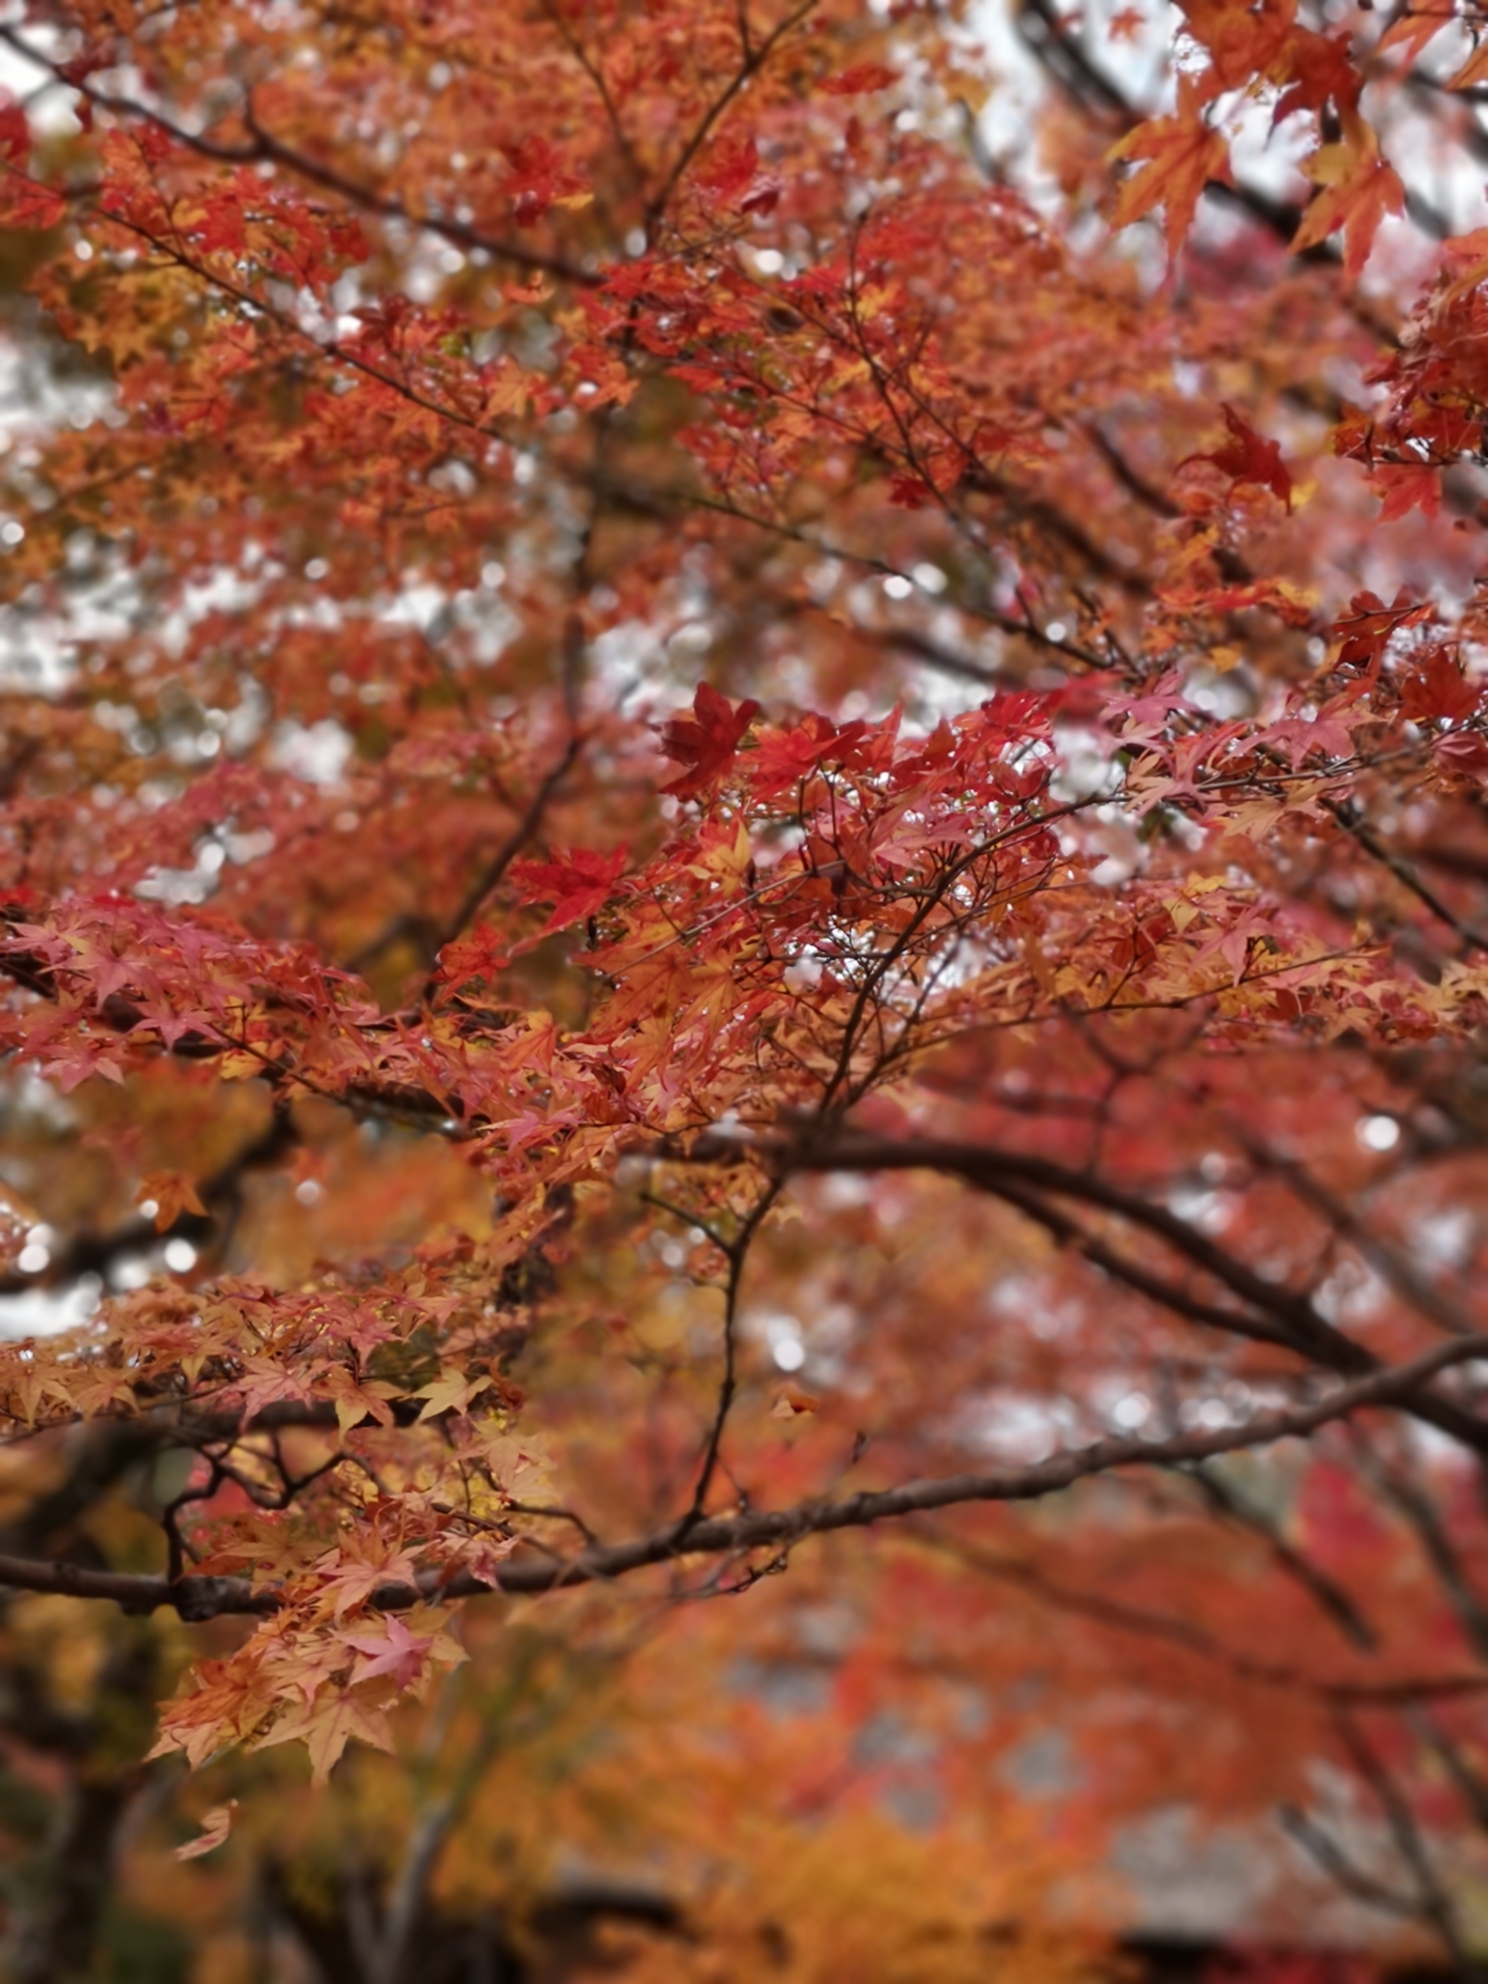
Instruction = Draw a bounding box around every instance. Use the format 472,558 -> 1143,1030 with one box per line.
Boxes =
416,1365 -> 493,1423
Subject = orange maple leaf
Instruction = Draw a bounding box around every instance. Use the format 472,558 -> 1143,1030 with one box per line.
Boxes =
414,1364 -> 493,1422
771,1390 -> 823,1419
137,1170 -> 207,1231
1449,33 -> 1488,91
1110,75 -> 1232,259
1290,113 -> 1403,278
315,1545 -> 421,1616
1380,6 -> 1454,63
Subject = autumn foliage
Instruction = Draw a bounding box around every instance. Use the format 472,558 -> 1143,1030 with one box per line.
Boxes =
2,0 -> 1488,1976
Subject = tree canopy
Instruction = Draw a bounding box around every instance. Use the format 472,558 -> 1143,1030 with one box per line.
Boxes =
2,0 -> 1488,1976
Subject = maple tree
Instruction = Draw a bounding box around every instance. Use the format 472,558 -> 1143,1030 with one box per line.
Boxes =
4,0 -> 1488,1976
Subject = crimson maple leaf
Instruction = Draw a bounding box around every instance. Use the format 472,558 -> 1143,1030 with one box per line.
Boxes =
1183,405 -> 1293,510
1399,649 -> 1481,726
508,845 -> 628,935
1370,462 -> 1441,523
656,683 -> 762,799
695,136 -> 782,217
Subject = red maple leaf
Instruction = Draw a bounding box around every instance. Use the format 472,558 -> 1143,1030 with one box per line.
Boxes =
0,93 -> 64,229
822,64 -> 899,95
0,96 -> 30,165
1399,648 -> 1481,726
656,683 -> 762,799
1184,405 -> 1292,510
1370,462 -> 1441,523
1273,27 -> 1362,125
499,136 -> 588,227
1435,730 -> 1488,779
695,136 -> 782,217
1331,590 -> 1434,673
509,845 -> 628,934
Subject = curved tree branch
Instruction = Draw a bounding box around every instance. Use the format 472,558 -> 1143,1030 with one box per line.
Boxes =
755,1128 -> 1488,1454
2,1332 -> 1484,1625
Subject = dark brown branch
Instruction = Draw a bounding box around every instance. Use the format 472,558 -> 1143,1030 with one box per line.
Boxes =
1238,1125 -> 1481,1344
1189,1462 -> 1379,1651
536,0 -> 648,202
0,1104 -> 297,1298
1191,1450 -> 1488,1859
982,1174 -> 1301,1355
681,1181 -> 782,1525
7,1635 -> 156,1984
1347,1424 -> 1488,1661
1334,1711 -> 1476,1968
1326,796 -> 1488,956
920,1532 -> 1469,1706
5,1331 -> 1486,1623
1279,1803 -> 1423,1920
756,1128 -> 1488,1454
